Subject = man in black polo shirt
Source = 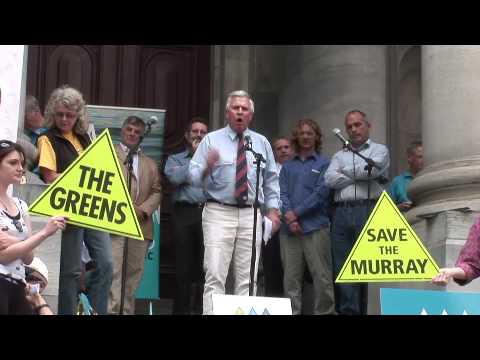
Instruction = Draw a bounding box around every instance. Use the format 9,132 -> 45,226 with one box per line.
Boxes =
164,118 -> 208,315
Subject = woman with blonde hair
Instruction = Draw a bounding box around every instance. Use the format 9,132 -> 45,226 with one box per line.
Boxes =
37,85 -> 113,315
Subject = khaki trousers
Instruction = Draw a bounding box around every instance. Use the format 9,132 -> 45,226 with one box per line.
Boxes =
280,228 -> 336,315
202,202 -> 262,315
108,235 -> 150,315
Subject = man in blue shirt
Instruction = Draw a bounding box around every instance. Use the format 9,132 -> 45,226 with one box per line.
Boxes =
388,141 -> 423,212
189,90 -> 280,315
280,119 -> 335,315
164,118 -> 208,315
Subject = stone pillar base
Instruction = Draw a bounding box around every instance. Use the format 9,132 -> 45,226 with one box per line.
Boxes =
408,156 -> 480,221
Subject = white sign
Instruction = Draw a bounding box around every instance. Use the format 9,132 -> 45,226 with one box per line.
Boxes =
212,294 -> 292,315
0,45 -> 27,141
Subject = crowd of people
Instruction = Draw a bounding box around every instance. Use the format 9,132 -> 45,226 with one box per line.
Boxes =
2,83 -> 477,316
0,85 -> 160,315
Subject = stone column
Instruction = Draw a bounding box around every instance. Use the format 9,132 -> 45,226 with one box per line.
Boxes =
210,45 -> 284,141
408,45 -> 480,216
277,45 -> 389,157
0,45 -> 27,140
406,45 -> 480,297
210,45 -> 254,130
276,46 -> 390,314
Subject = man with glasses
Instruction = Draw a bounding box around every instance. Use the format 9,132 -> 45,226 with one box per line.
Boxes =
165,117 -> 208,315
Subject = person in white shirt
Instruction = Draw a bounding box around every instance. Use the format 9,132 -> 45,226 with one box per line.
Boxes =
0,139 -> 65,314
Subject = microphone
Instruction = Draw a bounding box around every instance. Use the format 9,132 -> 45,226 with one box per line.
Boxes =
332,128 -> 351,149
147,116 -> 158,127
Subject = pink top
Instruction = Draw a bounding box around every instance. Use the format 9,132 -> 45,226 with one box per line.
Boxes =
455,216 -> 480,285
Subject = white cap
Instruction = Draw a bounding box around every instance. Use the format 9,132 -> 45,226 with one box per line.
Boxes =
25,257 -> 48,285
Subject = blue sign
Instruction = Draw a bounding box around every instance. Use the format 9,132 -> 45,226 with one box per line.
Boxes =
135,211 -> 160,300
380,288 -> 480,315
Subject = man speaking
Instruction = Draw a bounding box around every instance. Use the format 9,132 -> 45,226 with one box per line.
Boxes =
189,90 -> 280,315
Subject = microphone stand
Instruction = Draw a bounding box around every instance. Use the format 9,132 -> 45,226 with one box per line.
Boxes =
343,142 -> 385,315
244,140 -> 266,297
119,122 -> 153,315
343,143 -> 386,209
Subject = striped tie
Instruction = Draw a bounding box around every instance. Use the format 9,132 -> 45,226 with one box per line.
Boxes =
235,133 -> 248,205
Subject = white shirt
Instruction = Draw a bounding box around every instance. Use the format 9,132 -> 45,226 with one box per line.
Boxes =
0,197 -> 29,280
119,142 -> 140,201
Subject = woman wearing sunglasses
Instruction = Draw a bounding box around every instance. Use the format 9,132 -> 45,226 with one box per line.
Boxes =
37,86 -> 113,315
0,140 -> 66,314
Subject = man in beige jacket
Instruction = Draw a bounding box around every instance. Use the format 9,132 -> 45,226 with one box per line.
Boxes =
108,116 -> 162,315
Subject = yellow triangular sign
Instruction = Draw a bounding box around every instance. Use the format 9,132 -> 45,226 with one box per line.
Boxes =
29,129 -> 144,240
235,307 -> 245,315
336,191 -> 439,283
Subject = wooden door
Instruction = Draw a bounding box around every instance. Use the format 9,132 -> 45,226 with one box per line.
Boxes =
27,45 -> 211,300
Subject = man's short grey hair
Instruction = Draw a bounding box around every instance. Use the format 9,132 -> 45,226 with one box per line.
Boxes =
345,109 -> 367,121
225,90 -> 255,113
25,95 -> 41,114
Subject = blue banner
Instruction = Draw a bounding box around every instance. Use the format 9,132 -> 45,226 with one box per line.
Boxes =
135,211 -> 160,300
380,288 -> 480,315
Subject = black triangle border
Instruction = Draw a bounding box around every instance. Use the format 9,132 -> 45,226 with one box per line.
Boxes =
336,191 -> 440,282
28,129 -> 143,240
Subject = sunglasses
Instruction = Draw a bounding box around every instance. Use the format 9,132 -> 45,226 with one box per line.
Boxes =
0,141 -> 13,148
26,274 -> 44,283
12,218 -> 23,233
55,111 -> 77,120
25,269 -> 45,282
0,211 -> 24,233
